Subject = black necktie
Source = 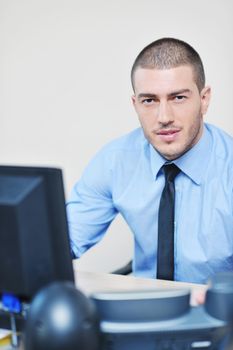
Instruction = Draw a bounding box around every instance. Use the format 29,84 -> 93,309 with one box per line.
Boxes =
157,163 -> 180,280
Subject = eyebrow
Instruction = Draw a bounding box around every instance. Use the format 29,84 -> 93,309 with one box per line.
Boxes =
169,89 -> 192,97
137,89 -> 192,99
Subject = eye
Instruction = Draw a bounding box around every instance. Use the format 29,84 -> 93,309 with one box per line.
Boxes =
174,95 -> 187,102
142,98 -> 155,105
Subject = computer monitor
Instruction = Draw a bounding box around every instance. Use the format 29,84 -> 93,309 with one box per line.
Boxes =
0,165 -> 74,302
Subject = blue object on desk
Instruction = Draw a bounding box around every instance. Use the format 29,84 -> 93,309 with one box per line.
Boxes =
2,293 -> 21,314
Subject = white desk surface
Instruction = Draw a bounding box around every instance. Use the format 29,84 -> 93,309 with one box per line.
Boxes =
0,263 -> 208,349
73,260 -> 207,306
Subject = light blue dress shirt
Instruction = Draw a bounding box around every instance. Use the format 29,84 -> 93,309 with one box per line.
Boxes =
67,123 -> 233,284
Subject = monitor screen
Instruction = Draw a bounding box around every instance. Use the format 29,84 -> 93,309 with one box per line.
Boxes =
0,166 -> 74,302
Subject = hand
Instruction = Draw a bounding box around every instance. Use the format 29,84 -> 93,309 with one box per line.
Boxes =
190,288 -> 207,306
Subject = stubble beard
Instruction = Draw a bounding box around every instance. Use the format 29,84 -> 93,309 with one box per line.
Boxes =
150,116 -> 204,161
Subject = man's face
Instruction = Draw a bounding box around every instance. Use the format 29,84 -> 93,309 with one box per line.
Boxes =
132,65 -> 211,160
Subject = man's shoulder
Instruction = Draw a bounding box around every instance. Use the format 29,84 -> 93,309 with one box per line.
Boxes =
206,122 -> 233,140
206,123 -> 233,158
87,128 -> 147,171
101,127 -> 146,153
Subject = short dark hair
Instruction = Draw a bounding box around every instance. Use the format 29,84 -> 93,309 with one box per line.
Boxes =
131,38 -> 205,92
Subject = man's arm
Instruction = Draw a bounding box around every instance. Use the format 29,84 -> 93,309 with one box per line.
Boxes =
66,149 -> 118,258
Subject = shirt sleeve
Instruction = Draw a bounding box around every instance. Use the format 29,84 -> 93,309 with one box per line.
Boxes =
66,147 -> 118,258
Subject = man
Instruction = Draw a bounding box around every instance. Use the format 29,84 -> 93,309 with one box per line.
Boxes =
67,38 -> 233,284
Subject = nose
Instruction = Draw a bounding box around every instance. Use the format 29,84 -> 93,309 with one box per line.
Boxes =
157,101 -> 174,125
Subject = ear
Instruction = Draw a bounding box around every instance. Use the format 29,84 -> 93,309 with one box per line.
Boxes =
200,86 -> 211,115
131,94 -> 136,106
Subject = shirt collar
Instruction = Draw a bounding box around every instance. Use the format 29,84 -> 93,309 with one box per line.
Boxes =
149,124 -> 212,185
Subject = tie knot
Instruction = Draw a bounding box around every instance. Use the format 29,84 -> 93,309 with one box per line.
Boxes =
163,163 -> 180,182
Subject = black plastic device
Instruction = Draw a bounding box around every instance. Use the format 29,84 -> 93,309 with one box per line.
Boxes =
0,165 -> 74,302
24,282 -> 101,350
91,286 -> 233,350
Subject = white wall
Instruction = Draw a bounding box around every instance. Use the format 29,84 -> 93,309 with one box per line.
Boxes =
1,0 -> 233,272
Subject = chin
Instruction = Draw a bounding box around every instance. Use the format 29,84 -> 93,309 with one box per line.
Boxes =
157,147 -> 183,161
163,154 -> 178,161
152,140 -> 187,160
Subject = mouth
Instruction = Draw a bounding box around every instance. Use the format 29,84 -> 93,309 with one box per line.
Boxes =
156,128 -> 181,142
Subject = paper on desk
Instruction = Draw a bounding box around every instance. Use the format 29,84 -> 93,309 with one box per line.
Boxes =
0,330 -> 11,340
0,329 -> 11,340
0,331 -> 11,349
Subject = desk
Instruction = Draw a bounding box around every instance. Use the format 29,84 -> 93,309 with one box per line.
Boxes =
73,261 -> 207,306
0,264 -> 207,349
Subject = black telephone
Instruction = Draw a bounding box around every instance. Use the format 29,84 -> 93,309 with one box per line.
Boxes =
23,272 -> 233,350
91,272 -> 233,350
